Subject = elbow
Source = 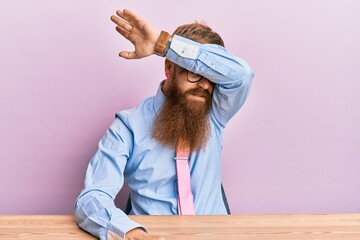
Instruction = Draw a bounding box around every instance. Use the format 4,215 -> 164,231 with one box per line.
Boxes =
225,55 -> 254,82
227,64 -> 254,89
236,61 -> 254,90
73,190 -> 96,224
242,66 -> 254,87
237,59 -> 254,80
74,194 -> 86,225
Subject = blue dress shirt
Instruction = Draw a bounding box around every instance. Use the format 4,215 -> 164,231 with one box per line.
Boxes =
75,35 -> 254,239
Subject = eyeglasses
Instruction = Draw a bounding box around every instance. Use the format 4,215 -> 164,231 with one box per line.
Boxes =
174,65 -> 204,83
186,70 -> 204,83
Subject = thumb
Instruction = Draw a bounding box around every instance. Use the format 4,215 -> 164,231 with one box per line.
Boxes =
119,51 -> 138,59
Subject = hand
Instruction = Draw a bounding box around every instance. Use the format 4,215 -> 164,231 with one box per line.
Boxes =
124,228 -> 166,240
110,9 -> 161,60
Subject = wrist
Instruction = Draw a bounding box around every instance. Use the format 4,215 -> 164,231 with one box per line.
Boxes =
125,228 -> 147,240
154,31 -> 172,57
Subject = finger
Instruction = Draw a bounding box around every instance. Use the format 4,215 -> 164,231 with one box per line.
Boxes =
116,9 -> 135,25
115,26 -> 132,41
111,15 -> 133,31
119,51 -> 138,60
123,9 -> 141,23
117,9 -> 141,27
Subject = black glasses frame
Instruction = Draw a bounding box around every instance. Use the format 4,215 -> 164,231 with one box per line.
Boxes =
186,70 -> 203,83
175,65 -> 204,83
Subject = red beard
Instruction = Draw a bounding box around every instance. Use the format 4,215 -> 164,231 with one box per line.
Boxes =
152,80 -> 212,152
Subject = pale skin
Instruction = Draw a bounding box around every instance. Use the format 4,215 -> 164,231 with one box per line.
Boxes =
110,9 -> 214,240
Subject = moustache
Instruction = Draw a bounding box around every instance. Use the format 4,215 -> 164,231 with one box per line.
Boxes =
185,88 -> 211,99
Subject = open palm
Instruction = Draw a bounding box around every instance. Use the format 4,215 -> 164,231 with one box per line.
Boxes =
111,9 -> 160,59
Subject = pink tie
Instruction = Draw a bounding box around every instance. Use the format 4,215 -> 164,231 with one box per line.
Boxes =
175,146 -> 195,215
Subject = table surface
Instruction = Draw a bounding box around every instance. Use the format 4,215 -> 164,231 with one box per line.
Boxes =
0,214 -> 359,239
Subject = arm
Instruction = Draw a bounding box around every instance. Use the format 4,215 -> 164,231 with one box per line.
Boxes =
75,117 -> 163,240
111,9 -> 254,127
166,36 -> 254,127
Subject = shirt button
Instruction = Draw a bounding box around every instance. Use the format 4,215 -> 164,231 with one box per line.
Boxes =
177,57 -> 182,61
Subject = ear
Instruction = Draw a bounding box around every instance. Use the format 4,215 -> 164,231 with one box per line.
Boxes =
164,59 -> 174,75
162,59 -> 174,95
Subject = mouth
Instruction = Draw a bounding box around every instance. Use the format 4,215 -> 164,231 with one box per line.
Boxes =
187,94 -> 207,102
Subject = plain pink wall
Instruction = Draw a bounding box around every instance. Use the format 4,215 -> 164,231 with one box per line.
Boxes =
1,0 -> 359,214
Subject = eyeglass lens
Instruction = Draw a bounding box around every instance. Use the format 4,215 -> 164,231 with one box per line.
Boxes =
187,71 -> 203,83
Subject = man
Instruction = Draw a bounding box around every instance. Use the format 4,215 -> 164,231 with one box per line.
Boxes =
75,8 -> 254,240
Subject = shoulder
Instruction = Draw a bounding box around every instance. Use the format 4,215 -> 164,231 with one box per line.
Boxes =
115,96 -> 155,124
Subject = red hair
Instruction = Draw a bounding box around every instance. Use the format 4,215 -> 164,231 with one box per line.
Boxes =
173,22 -> 225,47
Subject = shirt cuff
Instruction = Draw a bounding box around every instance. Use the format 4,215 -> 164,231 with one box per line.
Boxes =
108,217 -> 148,239
168,35 -> 200,59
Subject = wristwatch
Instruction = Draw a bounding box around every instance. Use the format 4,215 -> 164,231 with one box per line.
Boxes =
155,31 -> 172,57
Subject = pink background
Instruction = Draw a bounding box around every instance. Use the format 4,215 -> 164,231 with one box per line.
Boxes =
1,0 -> 359,214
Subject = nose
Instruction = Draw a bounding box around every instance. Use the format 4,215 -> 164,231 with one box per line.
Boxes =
196,78 -> 213,92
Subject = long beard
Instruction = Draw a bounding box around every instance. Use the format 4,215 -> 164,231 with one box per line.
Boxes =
151,81 -> 212,152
